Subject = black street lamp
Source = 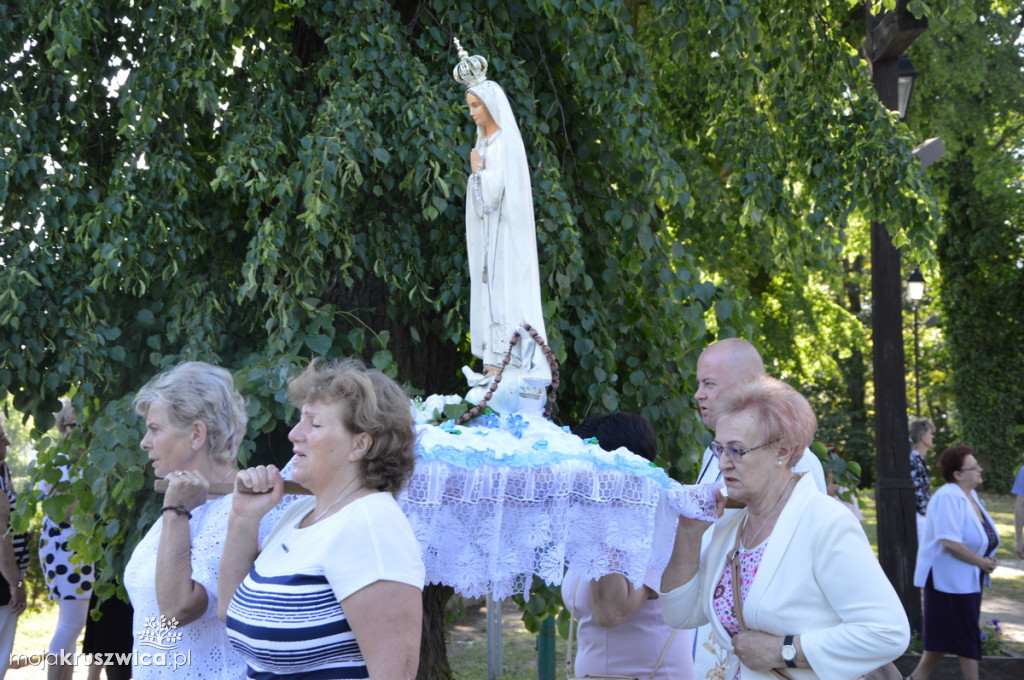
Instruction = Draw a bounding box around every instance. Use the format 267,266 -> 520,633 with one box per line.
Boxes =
907,268 -> 926,414
897,55 -> 920,121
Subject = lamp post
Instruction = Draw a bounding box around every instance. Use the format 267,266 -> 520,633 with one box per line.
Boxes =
907,268 -> 925,414
864,0 -> 928,633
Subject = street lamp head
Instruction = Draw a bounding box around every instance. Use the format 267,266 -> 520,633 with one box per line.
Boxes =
897,54 -> 920,121
907,267 -> 925,302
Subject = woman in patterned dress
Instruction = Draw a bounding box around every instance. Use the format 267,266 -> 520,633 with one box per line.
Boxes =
659,377 -> 909,679
38,399 -> 94,680
909,416 -> 936,539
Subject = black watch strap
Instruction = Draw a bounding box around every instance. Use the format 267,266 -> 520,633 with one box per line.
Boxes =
783,634 -> 797,668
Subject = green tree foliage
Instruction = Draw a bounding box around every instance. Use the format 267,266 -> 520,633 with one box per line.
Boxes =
906,0 -> 1024,491
0,0 -> 738,617
1,0 -> 969,668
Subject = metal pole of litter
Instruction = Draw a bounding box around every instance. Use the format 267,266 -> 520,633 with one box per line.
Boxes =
486,593 -> 502,679
537,616 -> 556,680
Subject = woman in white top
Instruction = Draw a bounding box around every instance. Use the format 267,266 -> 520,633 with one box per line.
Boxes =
659,376 -> 908,679
908,446 -> 999,680
124,362 -> 291,679
219,358 -> 425,680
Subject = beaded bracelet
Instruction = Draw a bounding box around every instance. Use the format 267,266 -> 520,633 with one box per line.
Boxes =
160,505 -> 192,519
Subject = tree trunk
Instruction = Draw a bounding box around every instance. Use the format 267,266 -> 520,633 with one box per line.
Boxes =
417,585 -> 455,680
325,272 -> 461,678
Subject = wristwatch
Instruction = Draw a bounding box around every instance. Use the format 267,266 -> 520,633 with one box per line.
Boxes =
781,635 -> 797,668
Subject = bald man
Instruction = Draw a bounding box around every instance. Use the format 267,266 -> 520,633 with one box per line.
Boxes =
687,339 -> 827,677
692,338 -> 827,489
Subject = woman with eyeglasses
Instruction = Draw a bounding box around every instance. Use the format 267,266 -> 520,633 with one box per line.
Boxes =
907,446 -> 998,680
659,376 -> 908,679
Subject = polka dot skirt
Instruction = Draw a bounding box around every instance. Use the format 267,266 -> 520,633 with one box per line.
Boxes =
38,517 -> 94,600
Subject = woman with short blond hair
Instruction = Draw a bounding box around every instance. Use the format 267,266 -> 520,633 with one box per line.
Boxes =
220,358 -> 424,680
660,376 -> 908,679
125,361 -> 292,679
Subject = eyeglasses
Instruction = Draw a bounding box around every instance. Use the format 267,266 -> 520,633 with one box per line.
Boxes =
709,438 -> 780,461
961,465 -> 983,472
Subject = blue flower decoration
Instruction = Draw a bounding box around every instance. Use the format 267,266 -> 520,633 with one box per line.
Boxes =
480,414 -> 500,429
561,425 -> 572,433
532,440 -> 549,451
505,414 -> 528,439
439,420 -> 461,435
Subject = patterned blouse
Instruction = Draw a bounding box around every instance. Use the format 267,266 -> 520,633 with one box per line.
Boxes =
711,542 -> 767,680
910,450 -> 931,516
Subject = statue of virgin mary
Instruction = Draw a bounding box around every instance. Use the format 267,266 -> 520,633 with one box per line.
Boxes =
453,39 -> 552,414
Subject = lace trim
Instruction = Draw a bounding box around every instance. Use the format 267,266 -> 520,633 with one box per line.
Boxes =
399,410 -> 721,599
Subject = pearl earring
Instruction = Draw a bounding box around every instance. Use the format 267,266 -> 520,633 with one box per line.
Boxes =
777,460 -> 783,466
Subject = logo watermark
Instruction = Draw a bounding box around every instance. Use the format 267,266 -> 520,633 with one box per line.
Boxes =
138,615 -> 184,650
10,613 -> 193,670
10,650 -> 193,670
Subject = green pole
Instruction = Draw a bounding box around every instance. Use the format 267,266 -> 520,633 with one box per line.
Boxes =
538,615 -> 556,680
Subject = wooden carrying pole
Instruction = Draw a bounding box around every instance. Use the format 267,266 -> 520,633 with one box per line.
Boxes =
154,478 -> 312,496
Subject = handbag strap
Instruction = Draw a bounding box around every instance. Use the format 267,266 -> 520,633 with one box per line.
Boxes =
566,575 -> 679,680
648,628 -> 677,680
728,522 -> 795,680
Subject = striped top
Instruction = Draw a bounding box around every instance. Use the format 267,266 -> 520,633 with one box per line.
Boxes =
226,493 -> 425,679
1,461 -> 29,571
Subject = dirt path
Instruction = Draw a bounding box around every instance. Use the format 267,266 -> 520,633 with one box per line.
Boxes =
983,558 -> 1024,655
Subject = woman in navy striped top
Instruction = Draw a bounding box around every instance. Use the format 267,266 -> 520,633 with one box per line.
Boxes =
219,358 -> 425,680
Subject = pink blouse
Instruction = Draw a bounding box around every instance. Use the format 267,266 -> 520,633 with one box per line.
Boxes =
712,542 -> 767,678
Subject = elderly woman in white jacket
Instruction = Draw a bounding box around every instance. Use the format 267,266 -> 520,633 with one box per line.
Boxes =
907,445 -> 998,680
659,377 -> 908,680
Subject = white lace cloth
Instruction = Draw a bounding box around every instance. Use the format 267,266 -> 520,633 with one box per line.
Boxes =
124,494 -> 295,679
400,399 -> 720,600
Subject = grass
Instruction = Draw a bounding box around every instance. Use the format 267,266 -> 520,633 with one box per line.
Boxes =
448,599 -> 567,680
9,602 -> 61,666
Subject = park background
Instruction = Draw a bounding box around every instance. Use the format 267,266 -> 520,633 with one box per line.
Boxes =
2,0 -> 1023,677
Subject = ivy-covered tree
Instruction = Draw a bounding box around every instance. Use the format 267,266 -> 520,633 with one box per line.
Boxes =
906,0 -> 1024,491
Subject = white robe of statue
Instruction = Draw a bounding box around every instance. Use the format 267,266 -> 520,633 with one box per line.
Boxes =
463,80 -> 551,414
